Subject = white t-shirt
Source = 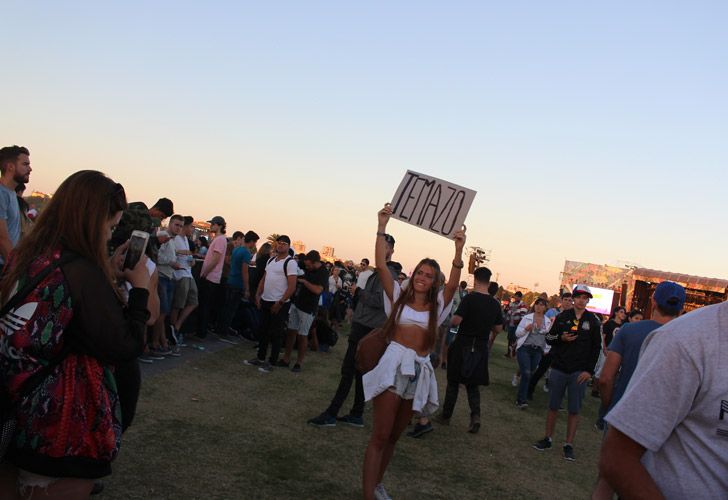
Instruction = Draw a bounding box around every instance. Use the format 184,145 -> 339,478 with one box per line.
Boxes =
328,275 -> 341,294
261,256 -> 299,302
172,235 -> 193,280
606,302 -> 728,498
356,269 -> 374,290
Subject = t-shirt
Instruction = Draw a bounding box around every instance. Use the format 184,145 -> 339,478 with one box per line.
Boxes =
545,307 -> 561,319
603,319 -> 624,348
605,320 -> 661,411
356,269 -> 374,290
202,235 -> 227,284
507,300 -> 528,327
605,302 -> 728,498
328,275 -> 341,294
227,246 -> 253,290
294,265 -> 329,314
172,235 -> 193,280
454,292 -> 503,339
261,256 -> 299,302
0,184 -> 21,264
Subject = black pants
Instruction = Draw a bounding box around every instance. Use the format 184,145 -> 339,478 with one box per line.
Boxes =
528,352 -> 552,395
256,300 -> 291,364
325,322 -> 371,418
442,381 -> 480,418
197,279 -> 221,337
217,286 -> 243,335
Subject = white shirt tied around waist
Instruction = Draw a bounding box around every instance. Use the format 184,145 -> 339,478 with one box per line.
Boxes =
363,341 -> 438,415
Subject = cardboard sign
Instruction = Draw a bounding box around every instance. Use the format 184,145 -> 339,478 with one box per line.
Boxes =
390,170 -> 476,238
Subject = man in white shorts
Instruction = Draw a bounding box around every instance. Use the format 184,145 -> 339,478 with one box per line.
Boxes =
280,250 -> 329,372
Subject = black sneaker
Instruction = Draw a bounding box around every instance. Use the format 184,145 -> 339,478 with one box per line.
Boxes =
308,412 -> 337,427
244,358 -> 264,367
407,422 -> 433,438
516,401 -> 528,409
258,361 -> 273,373
337,414 -> 364,428
291,363 -> 301,373
532,437 -> 552,451
563,444 -> 576,461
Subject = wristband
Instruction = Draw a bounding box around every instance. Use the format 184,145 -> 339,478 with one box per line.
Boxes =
376,232 -> 387,237
452,260 -> 464,269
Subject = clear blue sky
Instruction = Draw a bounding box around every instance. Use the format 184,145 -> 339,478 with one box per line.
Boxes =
5,1 -> 727,292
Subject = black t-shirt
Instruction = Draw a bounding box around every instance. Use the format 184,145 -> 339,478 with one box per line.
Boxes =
294,265 -> 329,314
454,292 -> 504,338
603,319 -> 623,347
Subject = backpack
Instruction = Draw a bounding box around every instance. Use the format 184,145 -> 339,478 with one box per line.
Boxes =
0,252 -> 77,460
267,256 -> 294,277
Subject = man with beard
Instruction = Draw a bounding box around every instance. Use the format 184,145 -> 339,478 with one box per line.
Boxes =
0,145 -> 31,269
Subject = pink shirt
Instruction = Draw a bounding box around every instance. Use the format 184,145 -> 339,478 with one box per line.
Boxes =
202,235 -> 227,284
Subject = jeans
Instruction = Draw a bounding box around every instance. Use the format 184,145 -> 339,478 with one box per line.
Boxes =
442,381 -> 480,418
516,345 -> 543,404
256,300 -> 291,364
528,352 -> 552,395
217,286 -> 243,335
325,322 -> 371,418
197,279 -> 221,337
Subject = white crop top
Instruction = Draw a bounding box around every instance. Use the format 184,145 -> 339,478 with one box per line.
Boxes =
383,281 -> 453,328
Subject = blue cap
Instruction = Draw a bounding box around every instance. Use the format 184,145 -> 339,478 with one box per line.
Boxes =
653,281 -> 686,314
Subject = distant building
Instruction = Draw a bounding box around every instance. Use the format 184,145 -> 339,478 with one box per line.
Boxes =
506,284 -> 531,295
321,246 -> 335,260
292,240 -> 306,254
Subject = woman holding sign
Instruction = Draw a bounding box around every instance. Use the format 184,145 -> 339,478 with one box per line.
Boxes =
362,203 -> 465,500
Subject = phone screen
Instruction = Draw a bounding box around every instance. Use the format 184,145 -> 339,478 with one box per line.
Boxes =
124,232 -> 149,270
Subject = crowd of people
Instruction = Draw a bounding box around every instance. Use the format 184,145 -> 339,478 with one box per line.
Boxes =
0,146 -> 725,499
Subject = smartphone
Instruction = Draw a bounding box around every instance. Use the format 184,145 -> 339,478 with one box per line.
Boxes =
123,230 -> 150,270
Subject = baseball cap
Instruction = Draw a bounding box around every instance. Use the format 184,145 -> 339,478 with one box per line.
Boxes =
207,216 -> 226,226
572,284 -> 593,298
277,234 -> 291,245
653,281 -> 686,315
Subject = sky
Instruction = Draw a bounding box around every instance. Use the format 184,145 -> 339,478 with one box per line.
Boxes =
4,1 -> 727,292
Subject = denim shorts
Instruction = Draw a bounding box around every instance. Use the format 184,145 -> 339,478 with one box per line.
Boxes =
388,362 -> 421,400
157,276 -> 175,315
547,368 -> 587,414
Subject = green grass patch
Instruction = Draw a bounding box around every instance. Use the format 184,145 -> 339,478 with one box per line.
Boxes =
103,335 -> 603,499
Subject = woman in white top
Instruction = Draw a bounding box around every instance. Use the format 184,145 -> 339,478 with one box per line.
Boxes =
514,297 -> 552,408
362,204 -> 465,500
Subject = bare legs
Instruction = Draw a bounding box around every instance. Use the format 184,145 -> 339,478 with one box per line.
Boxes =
362,391 -> 413,500
283,330 -> 310,366
171,303 -> 196,332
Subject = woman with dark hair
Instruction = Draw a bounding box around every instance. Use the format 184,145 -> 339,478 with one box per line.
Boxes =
603,306 -> 626,351
361,204 -> 465,500
0,170 -> 151,498
628,309 -> 643,322
514,297 -> 553,408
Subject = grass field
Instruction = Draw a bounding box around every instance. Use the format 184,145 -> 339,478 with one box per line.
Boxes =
102,332 -> 605,499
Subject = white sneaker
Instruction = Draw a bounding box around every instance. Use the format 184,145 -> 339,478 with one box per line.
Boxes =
374,483 -> 392,500
543,384 -> 549,393
511,374 -> 519,387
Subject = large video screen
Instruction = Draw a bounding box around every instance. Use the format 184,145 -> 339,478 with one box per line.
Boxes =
566,284 -> 615,316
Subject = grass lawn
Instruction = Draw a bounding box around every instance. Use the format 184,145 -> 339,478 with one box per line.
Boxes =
103,332 -> 605,499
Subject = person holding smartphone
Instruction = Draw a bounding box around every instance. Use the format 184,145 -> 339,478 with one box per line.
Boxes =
0,170 -> 151,498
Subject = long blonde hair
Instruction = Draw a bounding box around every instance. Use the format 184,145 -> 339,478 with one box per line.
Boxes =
381,258 -> 442,350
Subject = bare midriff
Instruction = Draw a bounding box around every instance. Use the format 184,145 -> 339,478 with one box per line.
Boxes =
391,324 -> 430,357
